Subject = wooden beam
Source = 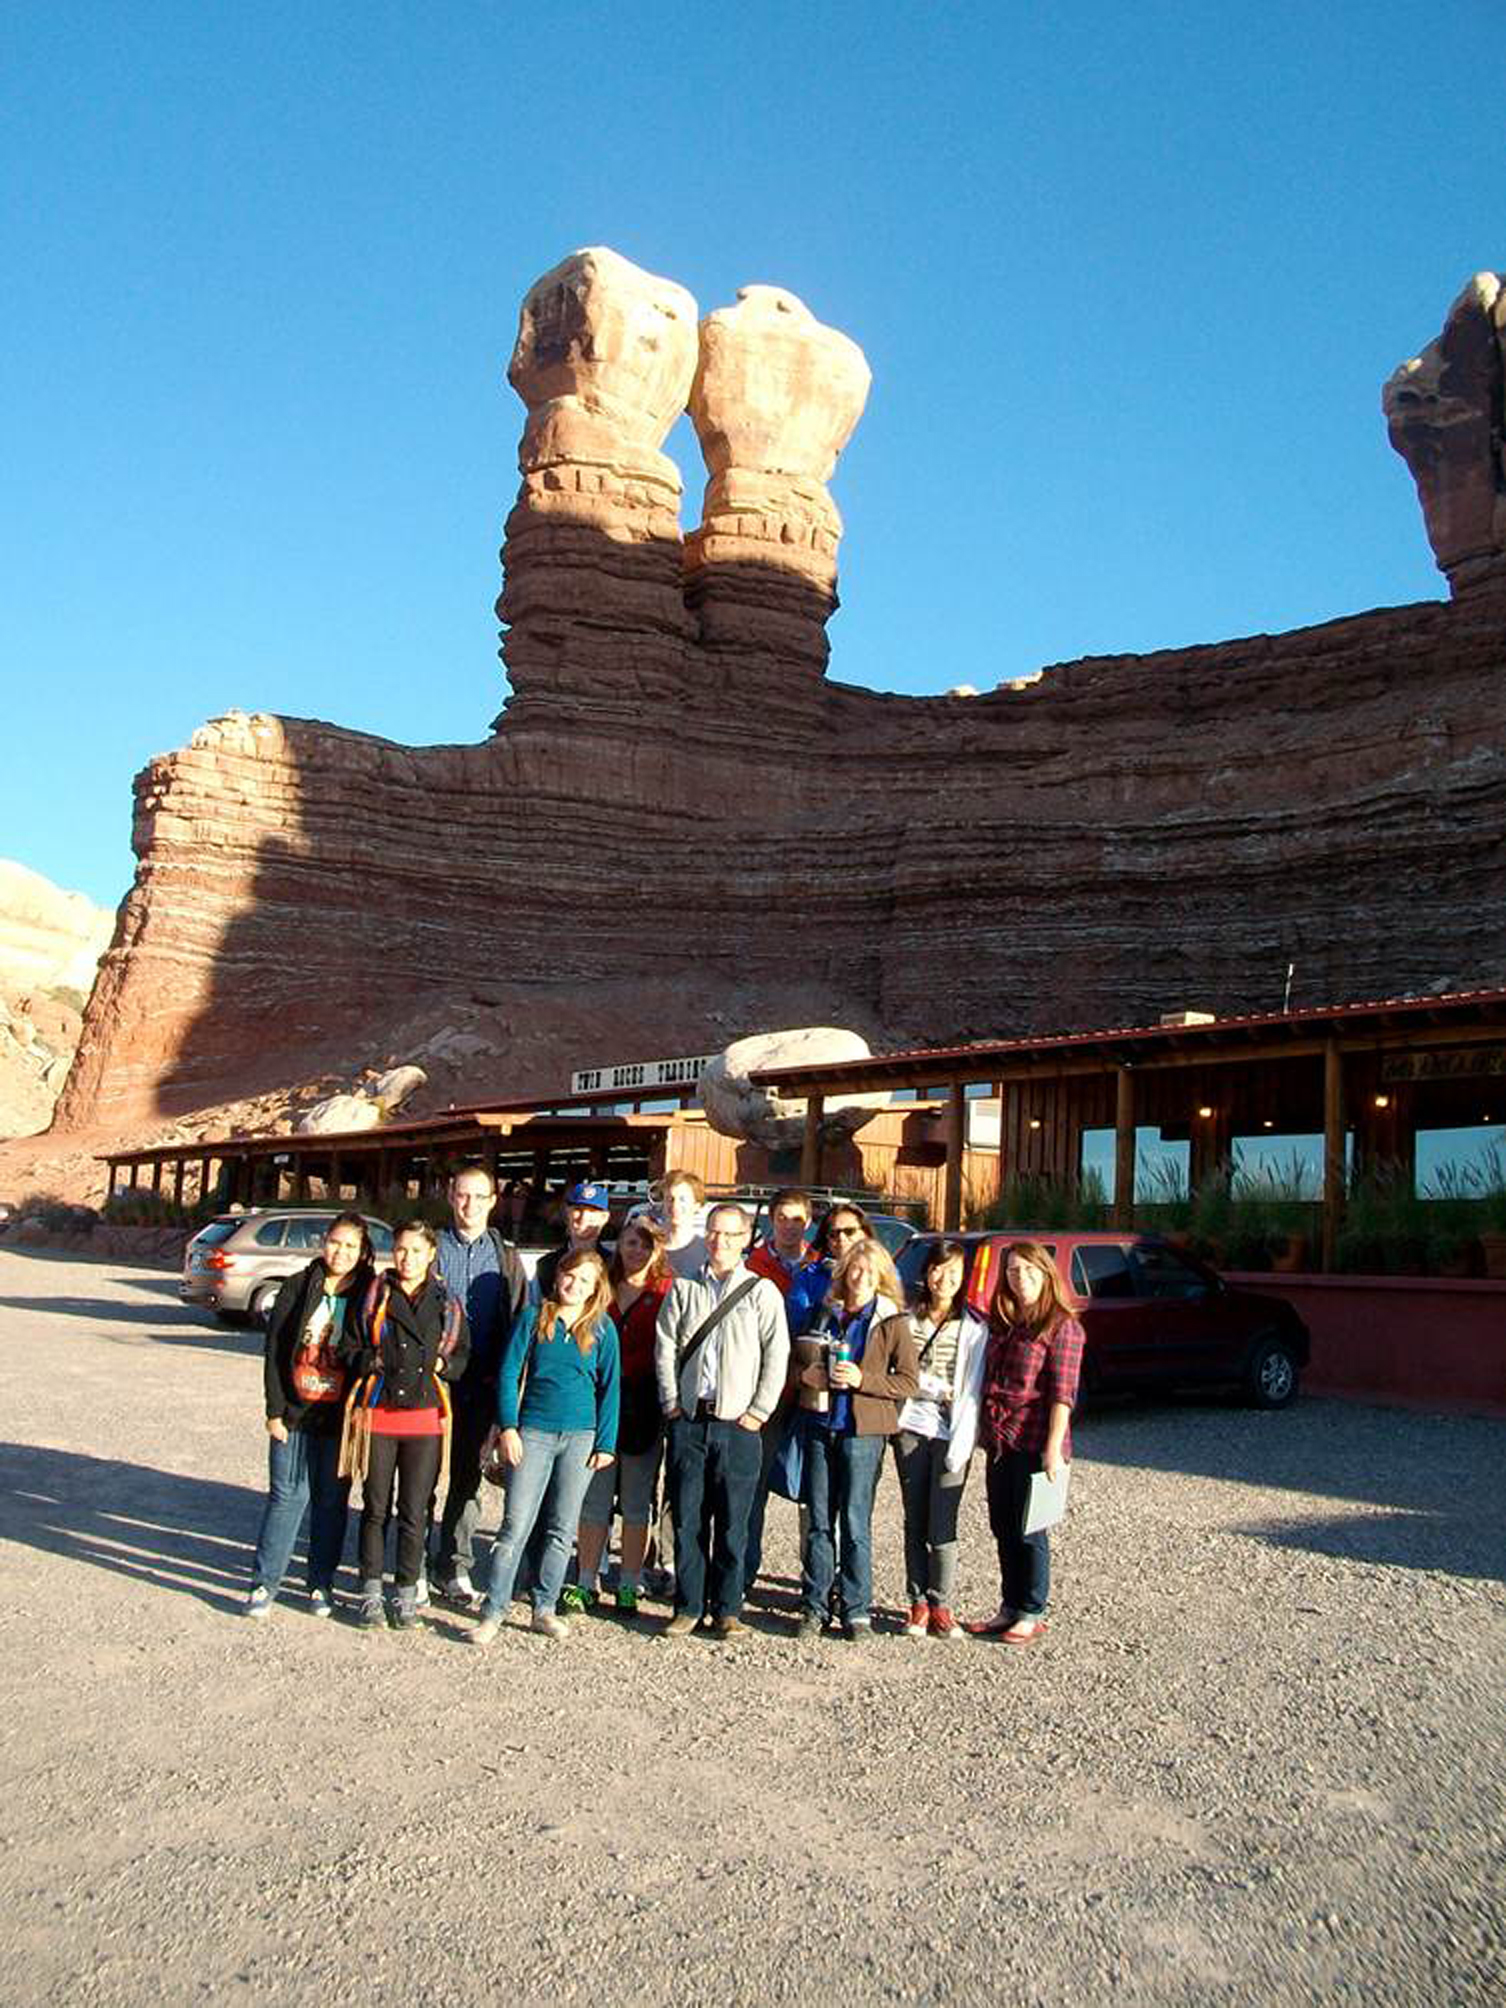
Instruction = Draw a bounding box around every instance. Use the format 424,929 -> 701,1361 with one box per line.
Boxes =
800,1094 -> 824,1189
1322,1037 -> 1344,1273
1112,1066 -> 1135,1228
943,1083 -> 965,1231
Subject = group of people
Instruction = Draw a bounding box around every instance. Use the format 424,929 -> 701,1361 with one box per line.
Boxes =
249,1167 -> 1084,1648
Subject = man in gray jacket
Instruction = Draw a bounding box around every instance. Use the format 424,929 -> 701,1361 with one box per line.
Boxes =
655,1203 -> 788,1638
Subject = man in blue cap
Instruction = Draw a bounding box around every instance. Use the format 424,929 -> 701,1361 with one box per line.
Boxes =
533,1179 -> 612,1301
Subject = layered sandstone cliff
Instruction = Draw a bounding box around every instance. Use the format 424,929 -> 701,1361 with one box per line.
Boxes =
53,251 -> 1506,1137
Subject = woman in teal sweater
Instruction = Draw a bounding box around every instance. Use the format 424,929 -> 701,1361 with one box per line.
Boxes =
470,1248 -> 619,1644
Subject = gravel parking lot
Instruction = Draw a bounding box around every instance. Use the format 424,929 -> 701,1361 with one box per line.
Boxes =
0,1245 -> 1502,2007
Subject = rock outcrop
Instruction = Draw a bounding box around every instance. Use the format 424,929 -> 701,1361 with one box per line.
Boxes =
1384,272 -> 1506,604
47,251 -> 1506,1139
0,860 -> 112,997
699,1028 -> 891,1149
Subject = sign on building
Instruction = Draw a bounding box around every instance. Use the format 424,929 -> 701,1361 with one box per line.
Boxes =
571,1054 -> 715,1095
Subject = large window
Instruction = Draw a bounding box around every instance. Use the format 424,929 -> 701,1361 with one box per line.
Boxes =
1415,1125 -> 1506,1195
1079,1127 -> 1190,1204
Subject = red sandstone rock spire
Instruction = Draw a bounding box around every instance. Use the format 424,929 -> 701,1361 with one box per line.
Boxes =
685,284 -> 872,674
1384,273 -> 1506,604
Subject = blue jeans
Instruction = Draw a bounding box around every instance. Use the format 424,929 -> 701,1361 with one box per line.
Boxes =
665,1414 -> 761,1621
741,1407 -> 791,1589
252,1429 -> 350,1596
985,1449 -> 1050,1616
481,1429 -> 595,1618
802,1428 -> 884,1625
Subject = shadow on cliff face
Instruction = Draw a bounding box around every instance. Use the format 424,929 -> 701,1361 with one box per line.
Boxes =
58,519 -> 1506,1132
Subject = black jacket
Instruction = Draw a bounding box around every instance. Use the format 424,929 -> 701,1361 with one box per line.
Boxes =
263,1257 -> 376,1436
338,1271 -> 470,1410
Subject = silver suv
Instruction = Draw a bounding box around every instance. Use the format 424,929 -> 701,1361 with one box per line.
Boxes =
181,1209 -> 394,1325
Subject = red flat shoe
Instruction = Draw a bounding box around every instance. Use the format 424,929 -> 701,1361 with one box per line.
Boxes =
963,1608 -> 1017,1637
999,1618 -> 1049,1646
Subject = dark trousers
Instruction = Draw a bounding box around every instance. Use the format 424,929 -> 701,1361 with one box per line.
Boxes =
432,1398 -> 493,1579
665,1414 -> 761,1621
985,1448 -> 1050,1618
741,1406 -> 791,1589
360,1433 -> 442,1587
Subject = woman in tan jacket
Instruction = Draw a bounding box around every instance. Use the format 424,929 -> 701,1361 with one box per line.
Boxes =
790,1238 -> 919,1641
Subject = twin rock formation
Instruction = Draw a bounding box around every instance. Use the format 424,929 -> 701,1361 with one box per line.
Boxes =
54,249 -> 1506,1137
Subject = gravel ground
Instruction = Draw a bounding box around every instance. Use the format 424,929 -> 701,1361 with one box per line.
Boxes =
0,1246 -> 1502,2008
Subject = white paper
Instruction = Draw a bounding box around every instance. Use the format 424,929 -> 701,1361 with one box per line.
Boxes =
1023,1465 -> 1071,1535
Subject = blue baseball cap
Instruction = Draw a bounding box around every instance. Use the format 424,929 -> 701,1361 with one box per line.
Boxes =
566,1180 -> 611,1211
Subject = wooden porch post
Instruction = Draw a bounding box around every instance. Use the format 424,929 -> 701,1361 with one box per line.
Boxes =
800,1094 -> 824,1189
1113,1066 -> 1136,1229
943,1082 -> 965,1231
1322,1038 -> 1344,1273
329,1151 -> 343,1203
172,1158 -> 185,1209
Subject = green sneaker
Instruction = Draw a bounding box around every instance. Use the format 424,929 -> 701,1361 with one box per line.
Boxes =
558,1583 -> 593,1615
614,1584 -> 639,1614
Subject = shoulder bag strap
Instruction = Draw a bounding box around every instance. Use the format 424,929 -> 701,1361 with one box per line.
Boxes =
676,1275 -> 761,1374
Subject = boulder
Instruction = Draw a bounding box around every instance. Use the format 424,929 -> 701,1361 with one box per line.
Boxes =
698,1028 -> 891,1149
368,1064 -> 427,1112
296,1094 -> 381,1137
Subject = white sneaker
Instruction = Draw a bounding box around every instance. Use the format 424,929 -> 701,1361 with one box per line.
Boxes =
414,1573 -> 430,1611
531,1610 -> 570,1641
308,1588 -> 334,1620
440,1572 -> 480,1610
469,1613 -> 502,1646
245,1587 -> 273,1621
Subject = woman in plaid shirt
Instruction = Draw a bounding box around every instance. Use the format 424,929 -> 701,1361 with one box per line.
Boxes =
967,1241 -> 1084,1645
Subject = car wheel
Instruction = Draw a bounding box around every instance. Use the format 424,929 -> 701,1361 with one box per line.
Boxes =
248,1285 -> 279,1326
1247,1337 -> 1299,1409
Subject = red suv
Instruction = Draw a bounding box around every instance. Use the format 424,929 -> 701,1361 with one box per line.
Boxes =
895,1229 -> 1309,1408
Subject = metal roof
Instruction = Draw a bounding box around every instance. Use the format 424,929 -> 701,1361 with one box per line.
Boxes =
748,987 -> 1506,1088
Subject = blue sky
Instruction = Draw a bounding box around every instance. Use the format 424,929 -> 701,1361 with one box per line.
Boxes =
3,2 -> 1503,909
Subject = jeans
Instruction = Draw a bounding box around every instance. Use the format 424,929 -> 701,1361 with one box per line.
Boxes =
985,1448 -> 1050,1617
665,1414 -> 761,1621
360,1434 -> 442,1588
892,1430 -> 969,1606
802,1428 -> 884,1626
481,1429 -> 595,1618
431,1398 -> 495,1580
252,1428 -> 350,1596
741,1406 -> 791,1590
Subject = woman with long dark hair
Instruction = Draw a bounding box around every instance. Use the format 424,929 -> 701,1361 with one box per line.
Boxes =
246,1211 -> 376,1620
337,1219 -> 469,1631
564,1216 -> 671,1615
891,1239 -> 989,1640
967,1240 -> 1084,1645
470,1247 -> 620,1645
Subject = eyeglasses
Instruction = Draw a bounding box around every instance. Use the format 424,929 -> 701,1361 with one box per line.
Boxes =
827,1225 -> 862,1241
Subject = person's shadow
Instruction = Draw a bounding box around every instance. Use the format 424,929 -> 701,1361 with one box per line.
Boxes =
0,1440 -> 264,1615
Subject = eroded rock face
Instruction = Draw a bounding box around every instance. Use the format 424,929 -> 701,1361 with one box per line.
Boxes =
699,1028 -> 891,1148
48,252 -> 1506,1140
1384,274 -> 1506,601
0,860 -> 112,997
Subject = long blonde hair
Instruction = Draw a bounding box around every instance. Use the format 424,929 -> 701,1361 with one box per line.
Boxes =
993,1239 -> 1073,1337
539,1248 -> 613,1354
825,1236 -> 903,1314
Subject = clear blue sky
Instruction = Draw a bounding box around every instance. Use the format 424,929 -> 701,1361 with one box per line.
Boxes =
4,1 -> 1503,908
